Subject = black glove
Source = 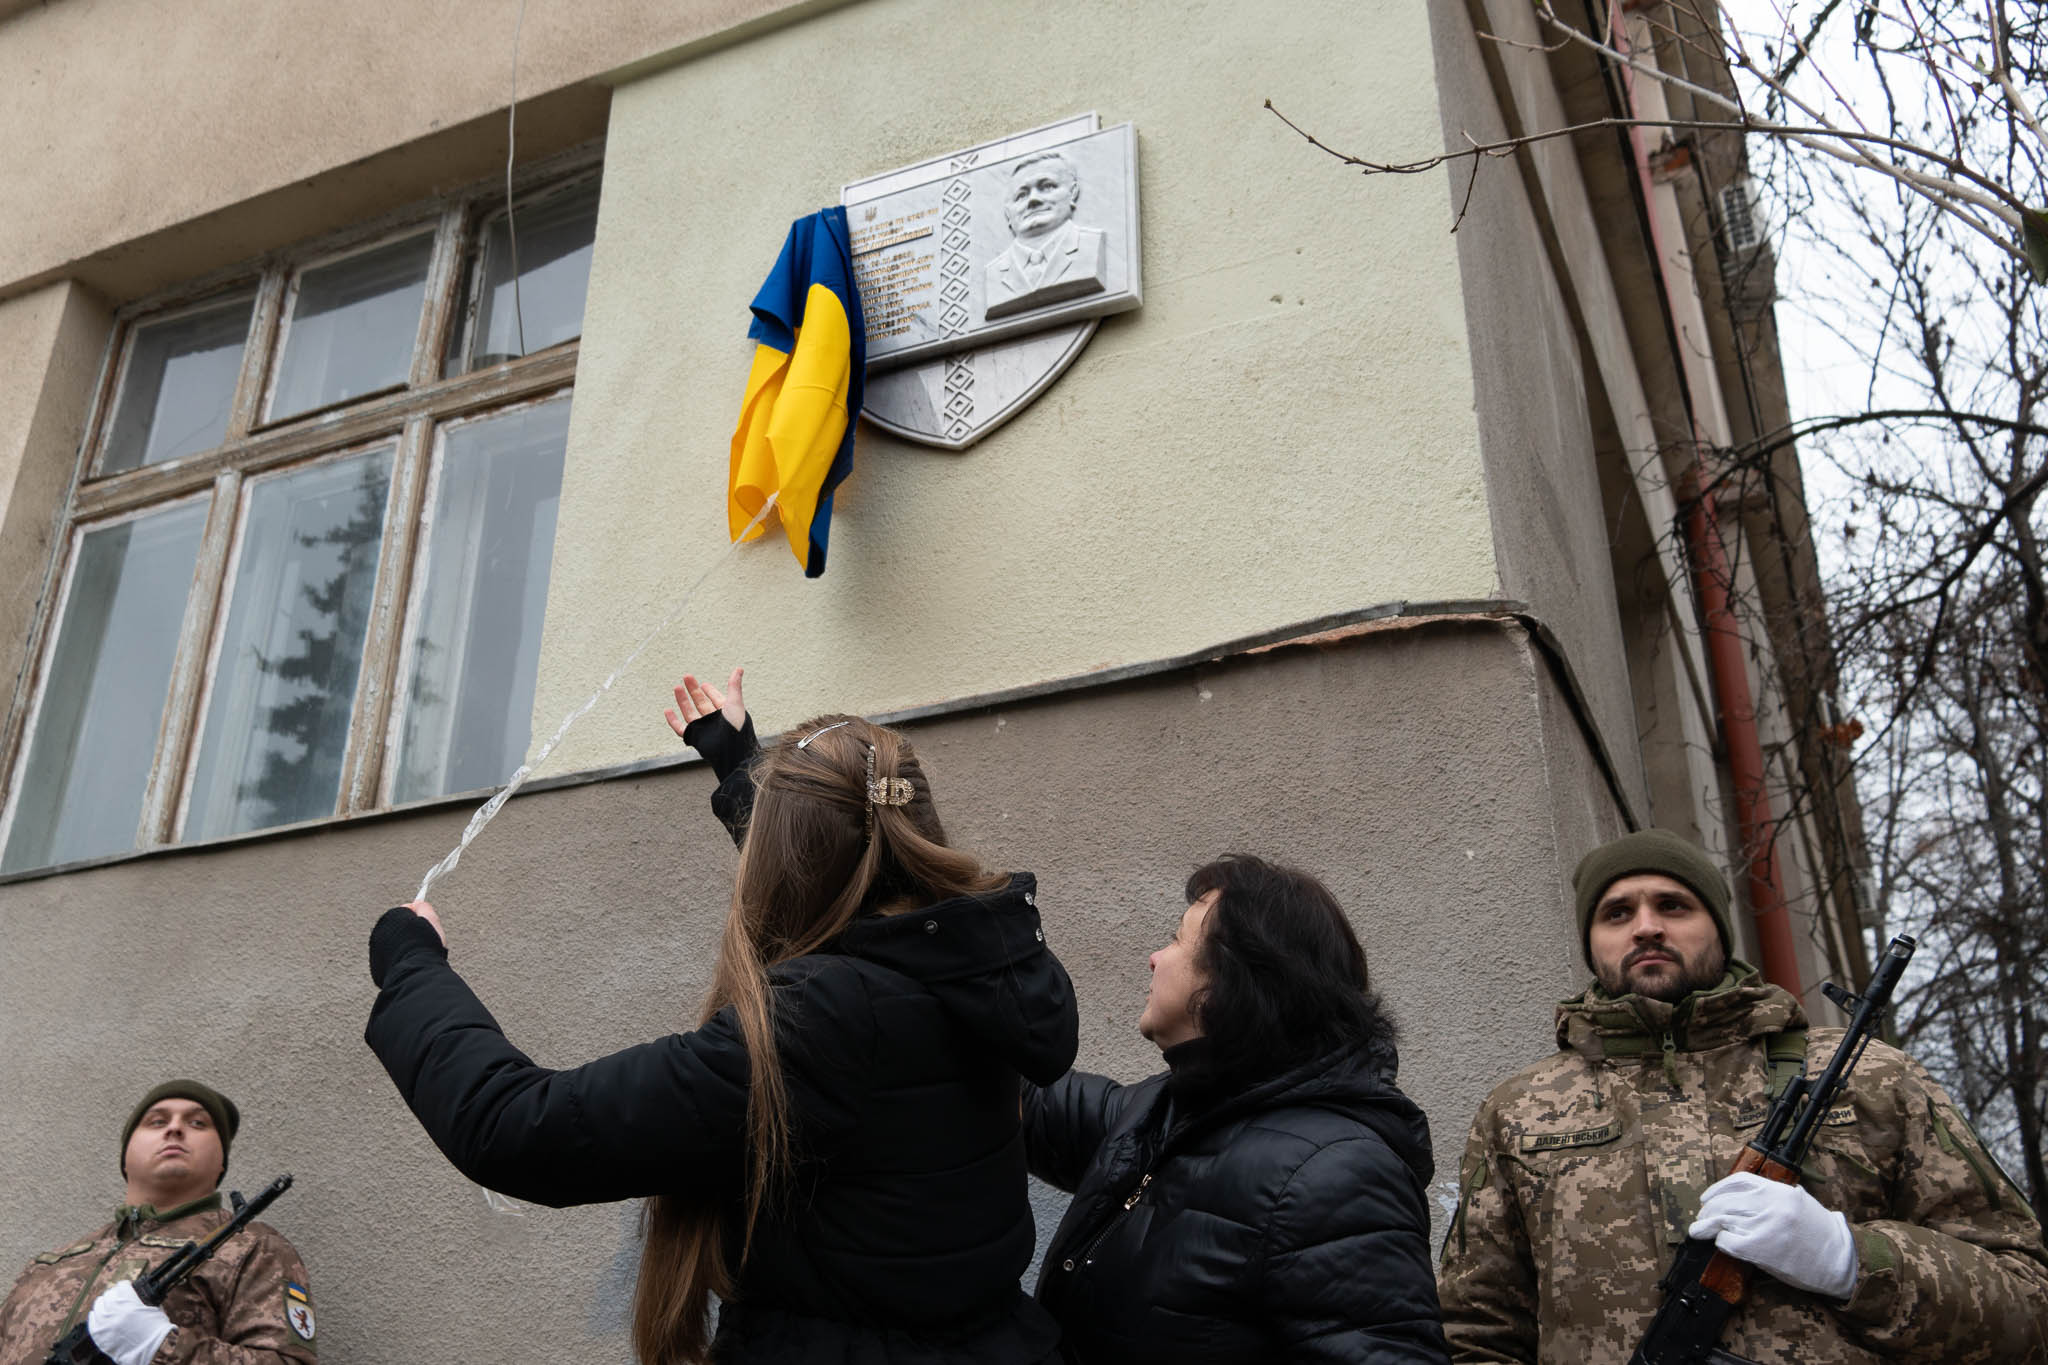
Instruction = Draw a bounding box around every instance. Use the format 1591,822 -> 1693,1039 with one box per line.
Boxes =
682,710 -> 760,782
369,906 -> 448,987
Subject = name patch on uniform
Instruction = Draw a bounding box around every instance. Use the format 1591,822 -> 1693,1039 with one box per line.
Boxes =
1518,1120 -> 1623,1152
284,1282 -> 315,1341
1736,1103 -> 1856,1129
31,1242 -> 93,1264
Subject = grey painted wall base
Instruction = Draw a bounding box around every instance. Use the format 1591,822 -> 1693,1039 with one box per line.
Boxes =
0,616 -> 1622,1359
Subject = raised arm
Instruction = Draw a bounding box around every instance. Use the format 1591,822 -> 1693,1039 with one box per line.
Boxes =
667,668 -> 760,845
363,905 -> 869,1208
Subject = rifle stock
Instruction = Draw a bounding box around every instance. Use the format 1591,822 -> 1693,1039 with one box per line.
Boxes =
1690,1148 -> 1802,1306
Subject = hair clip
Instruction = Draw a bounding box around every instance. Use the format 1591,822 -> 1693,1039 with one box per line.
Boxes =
797,719 -> 853,749
866,777 -> 915,807
860,743 -> 915,840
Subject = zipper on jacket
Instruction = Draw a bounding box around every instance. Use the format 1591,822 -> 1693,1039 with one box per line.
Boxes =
1660,1030 -> 1680,1089
1060,1173 -> 1152,1273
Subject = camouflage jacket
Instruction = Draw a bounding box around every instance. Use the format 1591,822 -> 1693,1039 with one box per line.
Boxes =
0,1195 -> 316,1365
1438,964 -> 2048,1364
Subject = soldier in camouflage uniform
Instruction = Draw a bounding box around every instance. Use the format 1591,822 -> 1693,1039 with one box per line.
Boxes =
1438,829 -> 2048,1364
0,1081 -> 316,1365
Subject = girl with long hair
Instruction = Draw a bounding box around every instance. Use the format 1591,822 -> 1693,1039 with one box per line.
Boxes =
365,668 -> 1076,1364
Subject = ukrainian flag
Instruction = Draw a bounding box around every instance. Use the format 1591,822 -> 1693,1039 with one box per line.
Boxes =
729,206 -> 867,577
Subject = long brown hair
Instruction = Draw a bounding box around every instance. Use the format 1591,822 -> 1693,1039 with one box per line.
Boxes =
633,715 -> 1007,1365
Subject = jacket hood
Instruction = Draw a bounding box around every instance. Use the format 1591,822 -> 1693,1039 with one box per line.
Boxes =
1555,959 -> 1807,1059
834,872 -> 1080,1085
1174,1041 -> 1436,1189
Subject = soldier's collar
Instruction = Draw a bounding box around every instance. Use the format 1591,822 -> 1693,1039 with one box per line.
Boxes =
1557,961 -> 1803,1055
116,1190 -> 222,1233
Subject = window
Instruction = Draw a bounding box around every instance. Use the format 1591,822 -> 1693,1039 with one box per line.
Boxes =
0,162 -> 601,872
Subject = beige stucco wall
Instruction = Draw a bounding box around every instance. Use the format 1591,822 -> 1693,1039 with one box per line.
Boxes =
0,0 -> 846,300
532,0 -> 1497,776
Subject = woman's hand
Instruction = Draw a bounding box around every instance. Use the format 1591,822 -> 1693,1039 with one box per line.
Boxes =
665,667 -> 759,791
370,900 -> 448,986
666,666 -> 747,737
406,899 -> 447,947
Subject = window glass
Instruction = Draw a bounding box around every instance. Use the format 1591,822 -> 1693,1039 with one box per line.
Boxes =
102,294 -> 254,474
391,398 -> 570,802
2,501 -> 209,871
13,168 -> 597,869
269,234 -> 433,421
182,448 -> 393,839
469,182 -> 598,368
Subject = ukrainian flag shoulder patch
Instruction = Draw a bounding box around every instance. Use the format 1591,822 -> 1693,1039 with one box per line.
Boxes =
284,1281 -> 315,1342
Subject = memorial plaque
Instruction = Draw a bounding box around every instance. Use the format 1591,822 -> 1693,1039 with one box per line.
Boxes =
844,114 -> 1141,450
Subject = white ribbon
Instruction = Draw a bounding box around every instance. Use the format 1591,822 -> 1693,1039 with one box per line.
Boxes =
405,493 -> 780,1217
415,493 -> 779,903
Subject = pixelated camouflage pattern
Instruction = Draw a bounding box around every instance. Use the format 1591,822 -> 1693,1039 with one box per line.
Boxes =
0,1196 -> 315,1365
1438,962 -> 2048,1364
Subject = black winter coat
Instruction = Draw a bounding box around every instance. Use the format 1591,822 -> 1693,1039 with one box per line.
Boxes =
1025,1044 -> 1449,1365
365,785 -> 1078,1362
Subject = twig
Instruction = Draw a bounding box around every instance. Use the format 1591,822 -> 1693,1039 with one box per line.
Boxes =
1263,98 -> 2023,241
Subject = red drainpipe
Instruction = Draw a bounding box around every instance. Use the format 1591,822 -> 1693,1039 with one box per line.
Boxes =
1682,473 -> 1806,994
1604,6 -> 1806,996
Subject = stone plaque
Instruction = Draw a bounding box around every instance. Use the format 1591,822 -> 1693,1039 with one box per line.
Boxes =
844,114 -> 1141,450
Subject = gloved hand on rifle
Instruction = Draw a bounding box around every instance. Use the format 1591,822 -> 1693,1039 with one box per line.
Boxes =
85,1281 -> 174,1365
1688,1171 -> 1859,1299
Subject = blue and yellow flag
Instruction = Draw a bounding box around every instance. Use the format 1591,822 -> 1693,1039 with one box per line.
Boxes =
728,207 -> 866,577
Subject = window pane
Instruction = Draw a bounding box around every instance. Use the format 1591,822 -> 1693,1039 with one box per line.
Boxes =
391,399 -> 569,802
269,234 -> 433,420
2,501 -> 208,871
183,449 -> 392,839
469,182 -> 598,369
102,294 -> 254,474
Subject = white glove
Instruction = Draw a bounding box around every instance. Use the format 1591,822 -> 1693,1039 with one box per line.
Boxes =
86,1281 -> 175,1365
1689,1171 -> 1859,1299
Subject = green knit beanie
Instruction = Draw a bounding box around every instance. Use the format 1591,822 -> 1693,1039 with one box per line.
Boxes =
120,1080 -> 238,1183
1572,829 -> 1733,969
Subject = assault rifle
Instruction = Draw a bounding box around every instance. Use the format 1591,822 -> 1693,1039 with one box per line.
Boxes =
45,1174 -> 292,1365
1628,936 -> 1915,1365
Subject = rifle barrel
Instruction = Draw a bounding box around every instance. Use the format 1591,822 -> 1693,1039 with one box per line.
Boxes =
137,1174 -> 293,1306
1773,937 -> 1914,1163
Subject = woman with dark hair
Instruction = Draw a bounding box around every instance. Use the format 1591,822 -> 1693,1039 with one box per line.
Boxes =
1025,855 -> 1448,1364
364,668 -> 1075,1365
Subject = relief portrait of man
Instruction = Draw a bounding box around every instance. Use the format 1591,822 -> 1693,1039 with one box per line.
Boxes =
983,150 -> 1108,320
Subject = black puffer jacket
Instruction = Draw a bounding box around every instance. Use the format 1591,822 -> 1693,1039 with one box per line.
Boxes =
1026,1042 -> 1449,1364
365,785 -> 1078,1361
